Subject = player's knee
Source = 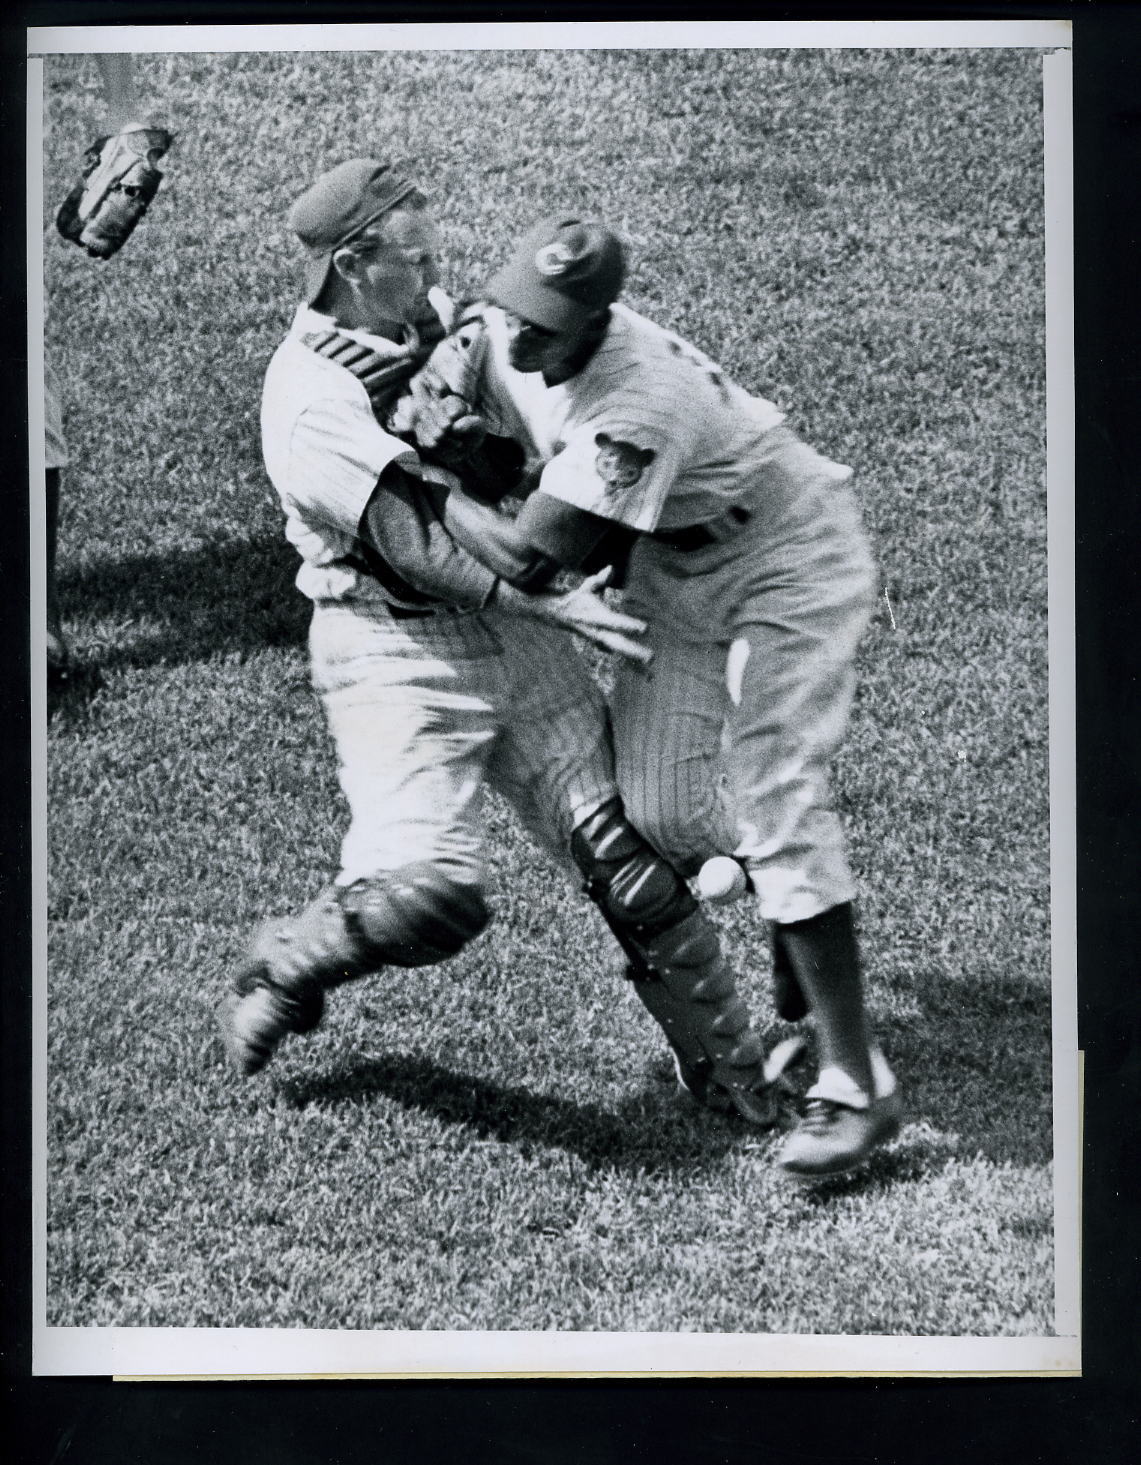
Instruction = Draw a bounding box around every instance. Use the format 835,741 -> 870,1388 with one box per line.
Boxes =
639,810 -> 705,875
342,862 -> 491,968
571,798 -> 695,937
610,783 -> 707,878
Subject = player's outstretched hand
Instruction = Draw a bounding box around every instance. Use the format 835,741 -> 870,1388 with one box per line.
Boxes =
532,568 -> 652,664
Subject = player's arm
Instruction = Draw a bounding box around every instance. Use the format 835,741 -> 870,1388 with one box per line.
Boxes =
360,465 -> 648,661
359,462 -> 500,610
440,484 -> 638,591
384,311 -> 533,506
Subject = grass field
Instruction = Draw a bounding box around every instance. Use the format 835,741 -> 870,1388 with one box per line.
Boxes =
42,47 -> 1056,1338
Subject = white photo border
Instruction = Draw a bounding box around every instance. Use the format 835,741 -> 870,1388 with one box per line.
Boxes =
28,19 -> 1079,1380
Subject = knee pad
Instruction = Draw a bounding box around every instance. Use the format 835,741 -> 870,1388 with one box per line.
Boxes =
250,866 -> 490,996
342,862 -> 491,968
570,799 -> 696,944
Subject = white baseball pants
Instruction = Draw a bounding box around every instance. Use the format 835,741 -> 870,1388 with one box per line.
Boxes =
308,602 -> 618,890
610,426 -> 877,924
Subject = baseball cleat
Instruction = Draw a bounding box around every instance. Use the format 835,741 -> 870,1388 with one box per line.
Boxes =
671,1032 -> 807,1128
216,973 -> 324,1077
670,1060 -> 778,1129
777,1090 -> 903,1179
671,1050 -> 735,1113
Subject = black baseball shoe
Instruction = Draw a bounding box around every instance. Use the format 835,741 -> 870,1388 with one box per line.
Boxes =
778,1089 -> 903,1178
216,966 -> 324,1077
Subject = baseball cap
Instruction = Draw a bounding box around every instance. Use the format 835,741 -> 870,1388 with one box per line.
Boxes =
288,159 -> 421,305
486,217 -> 626,333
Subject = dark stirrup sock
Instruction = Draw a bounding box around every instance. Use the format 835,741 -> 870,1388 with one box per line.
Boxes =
772,902 -> 874,1096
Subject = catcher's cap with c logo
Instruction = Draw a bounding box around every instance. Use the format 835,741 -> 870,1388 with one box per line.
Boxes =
487,217 -> 626,333
288,159 -> 422,305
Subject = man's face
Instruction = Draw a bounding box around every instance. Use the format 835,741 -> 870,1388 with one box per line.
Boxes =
502,310 -> 596,377
337,206 -> 441,327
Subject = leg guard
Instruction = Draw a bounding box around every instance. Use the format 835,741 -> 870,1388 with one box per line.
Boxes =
220,866 -> 491,1078
246,863 -> 491,997
342,864 -> 491,969
571,800 -> 774,1123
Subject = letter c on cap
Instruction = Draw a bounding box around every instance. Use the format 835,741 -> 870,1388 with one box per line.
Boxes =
535,242 -> 574,275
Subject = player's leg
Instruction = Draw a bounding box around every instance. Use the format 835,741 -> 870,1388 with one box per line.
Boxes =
722,463 -> 900,1174
608,622 -> 734,877
568,797 -> 783,1125
482,618 -> 619,863
610,590 -> 812,1022
487,621 -> 782,1126
45,363 -> 70,675
218,607 -> 503,1075
607,628 -> 789,1121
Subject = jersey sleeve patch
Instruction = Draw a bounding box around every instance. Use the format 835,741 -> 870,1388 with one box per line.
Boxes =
538,420 -> 678,532
593,433 -> 655,490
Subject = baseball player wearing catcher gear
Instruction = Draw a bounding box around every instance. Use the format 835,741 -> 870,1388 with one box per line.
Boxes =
412,216 -> 903,1179
218,163 -> 788,1127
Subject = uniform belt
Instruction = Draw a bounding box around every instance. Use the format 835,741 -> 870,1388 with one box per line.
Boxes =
653,504 -> 751,552
386,601 -> 461,620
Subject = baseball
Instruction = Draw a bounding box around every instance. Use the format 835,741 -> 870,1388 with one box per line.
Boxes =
696,856 -> 748,905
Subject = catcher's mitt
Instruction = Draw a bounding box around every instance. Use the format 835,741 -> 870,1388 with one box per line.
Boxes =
56,126 -> 173,260
386,311 -> 526,502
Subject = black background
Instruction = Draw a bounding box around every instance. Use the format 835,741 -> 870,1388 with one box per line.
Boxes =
3,3 -> 1138,1461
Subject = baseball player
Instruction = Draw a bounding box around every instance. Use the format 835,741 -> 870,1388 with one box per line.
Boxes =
217,162 -> 793,1129
407,216 -> 902,1180
46,54 -> 173,676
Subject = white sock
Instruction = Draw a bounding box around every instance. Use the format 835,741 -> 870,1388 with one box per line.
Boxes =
806,1047 -> 897,1108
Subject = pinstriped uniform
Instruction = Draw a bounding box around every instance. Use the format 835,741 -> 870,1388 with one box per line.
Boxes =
261,303 -> 616,892
477,305 -> 877,924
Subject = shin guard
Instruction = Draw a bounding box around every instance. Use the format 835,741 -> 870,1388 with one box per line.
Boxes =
241,864 -> 491,1002
571,800 -> 774,1121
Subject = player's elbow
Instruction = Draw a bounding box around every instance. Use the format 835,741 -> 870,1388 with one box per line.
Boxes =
442,485 -> 561,590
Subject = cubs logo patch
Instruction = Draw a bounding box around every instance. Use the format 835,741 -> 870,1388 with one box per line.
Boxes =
594,431 -> 655,490
535,242 -> 574,275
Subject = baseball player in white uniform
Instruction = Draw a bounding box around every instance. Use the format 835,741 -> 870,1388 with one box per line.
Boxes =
217,164 -> 792,1129
421,216 -> 903,1179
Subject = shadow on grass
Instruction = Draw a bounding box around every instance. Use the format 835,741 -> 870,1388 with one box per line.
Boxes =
879,963 -> 1054,1169
276,1050 -> 748,1177
50,533 -> 307,708
271,955 -> 1052,1190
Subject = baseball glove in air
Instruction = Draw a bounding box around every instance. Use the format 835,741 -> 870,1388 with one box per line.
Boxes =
56,126 -> 173,259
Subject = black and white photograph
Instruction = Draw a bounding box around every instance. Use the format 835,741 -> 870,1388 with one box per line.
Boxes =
29,19 -> 1078,1377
